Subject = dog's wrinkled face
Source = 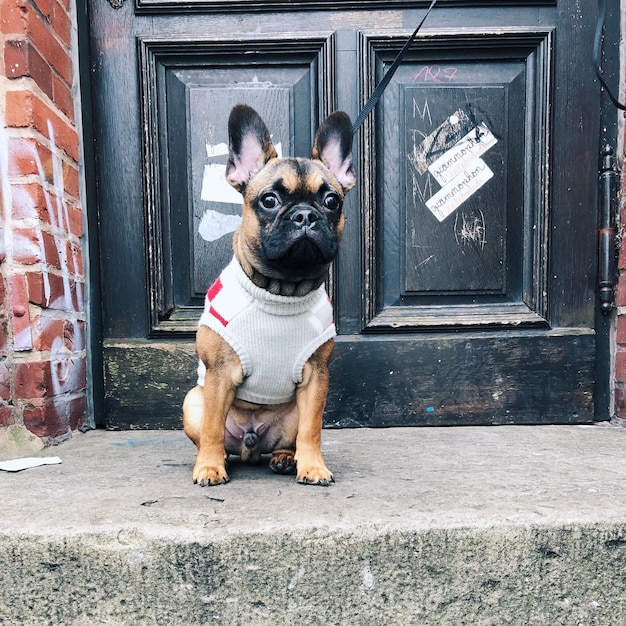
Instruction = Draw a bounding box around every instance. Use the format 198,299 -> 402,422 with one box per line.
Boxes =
226,104 -> 355,285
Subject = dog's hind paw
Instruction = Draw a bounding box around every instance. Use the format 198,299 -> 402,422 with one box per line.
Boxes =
269,450 -> 296,475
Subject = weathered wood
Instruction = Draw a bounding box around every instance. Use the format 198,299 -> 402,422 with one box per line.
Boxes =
103,330 -> 594,429
135,0 -> 556,16
103,341 -> 196,430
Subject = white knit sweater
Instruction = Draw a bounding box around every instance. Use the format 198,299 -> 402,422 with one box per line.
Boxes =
197,257 -> 336,404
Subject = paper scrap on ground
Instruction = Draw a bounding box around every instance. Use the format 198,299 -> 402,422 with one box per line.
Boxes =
0,456 -> 62,472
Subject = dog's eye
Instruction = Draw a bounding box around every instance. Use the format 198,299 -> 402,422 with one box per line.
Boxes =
260,193 -> 280,210
323,193 -> 341,211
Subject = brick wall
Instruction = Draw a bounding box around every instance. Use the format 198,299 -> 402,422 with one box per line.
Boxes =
0,0 -> 87,443
614,121 -> 626,419
612,4 -> 626,421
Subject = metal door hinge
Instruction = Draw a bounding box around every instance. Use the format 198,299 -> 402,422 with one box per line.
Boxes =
598,144 -> 617,314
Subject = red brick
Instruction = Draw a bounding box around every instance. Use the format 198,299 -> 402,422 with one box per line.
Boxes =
0,361 -> 10,401
615,273 -> 626,308
10,183 -> 51,223
7,274 -> 33,351
617,315 -> 626,346
23,394 -> 88,438
32,0 -> 52,20
615,384 -> 626,418
7,137 -> 53,180
14,361 -> 47,398
42,230 -> 62,269
49,0 -> 71,49
26,270 -> 83,311
10,227 -> 41,265
0,0 -> 28,36
14,357 -> 86,399
63,162 -> 79,199
52,74 -> 74,122
12,227 -> 61,268
0,319 -> 8,355
26,7 -> 72,85
33,95 -> 78,161
5,90 -> 32,126
49,355 -> 87,394
619,241 -> 626,273
69,395 -> 88,431
67,206 -> 83,240
63,319 -> 85,352
66,240 -> 83,276
23,397 -> 69,438
38,318 -> 85,353
0,404 -> 16,427
4,39 -> 54,100
31,314 -> 64,351
6,91 -> 78,161
615,348 -> 626,384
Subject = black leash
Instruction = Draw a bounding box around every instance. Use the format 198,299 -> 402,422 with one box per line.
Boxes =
593,0 -> 626,111
352,0 -> 438,133
353,0 -> 624,130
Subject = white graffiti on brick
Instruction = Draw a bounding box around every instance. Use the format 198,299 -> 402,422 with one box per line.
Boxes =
1,117 -> 83,397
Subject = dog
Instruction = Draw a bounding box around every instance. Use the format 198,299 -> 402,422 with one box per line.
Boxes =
182,104 -> 355,486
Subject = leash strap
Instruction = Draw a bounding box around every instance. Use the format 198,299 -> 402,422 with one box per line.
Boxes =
353,0 -> 625,127
593,0 -> 626,111
352,0 -> 438,133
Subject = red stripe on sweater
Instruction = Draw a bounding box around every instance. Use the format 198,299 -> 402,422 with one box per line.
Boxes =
207,277 -> 223,301
209,305 -> 228,327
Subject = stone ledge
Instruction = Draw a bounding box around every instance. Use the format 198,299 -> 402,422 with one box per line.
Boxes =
1,425 -> 626,624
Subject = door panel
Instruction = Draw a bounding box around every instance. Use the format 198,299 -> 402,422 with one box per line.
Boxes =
139,35 -> 333,333
87,1 -> 606,429
362,28 -> 552,331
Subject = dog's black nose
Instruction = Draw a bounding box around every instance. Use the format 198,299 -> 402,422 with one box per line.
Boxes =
290,208 -> 318,228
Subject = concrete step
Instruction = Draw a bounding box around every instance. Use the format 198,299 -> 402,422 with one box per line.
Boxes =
1,424 -> 626,625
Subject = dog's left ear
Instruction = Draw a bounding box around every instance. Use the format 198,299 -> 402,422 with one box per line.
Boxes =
312,111 -> 356,193
226,104 -> 278,193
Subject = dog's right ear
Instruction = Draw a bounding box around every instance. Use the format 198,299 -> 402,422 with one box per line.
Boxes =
226,105 -> 278,193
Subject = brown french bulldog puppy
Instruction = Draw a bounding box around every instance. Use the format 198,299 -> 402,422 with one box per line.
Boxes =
183,104 -> 355,486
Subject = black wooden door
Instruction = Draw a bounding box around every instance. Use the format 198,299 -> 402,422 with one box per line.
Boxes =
85,0 -> 613,428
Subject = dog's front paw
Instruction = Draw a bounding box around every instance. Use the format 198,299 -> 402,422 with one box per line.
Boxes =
192,462 -> 229,487
296,463 -> 334,487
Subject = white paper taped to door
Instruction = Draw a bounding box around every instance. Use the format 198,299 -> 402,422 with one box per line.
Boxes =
427,123 -> 497,186
425,158 -> 494,222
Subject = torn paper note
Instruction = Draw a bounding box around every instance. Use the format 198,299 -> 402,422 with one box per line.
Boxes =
428,123 -> 497,186
425,158 -> 494,222
0,456 -> 62,472
198,209 -> 242,242
201,163 -> 243,205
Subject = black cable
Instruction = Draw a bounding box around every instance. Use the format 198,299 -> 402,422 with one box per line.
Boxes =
594,0 -> 626,111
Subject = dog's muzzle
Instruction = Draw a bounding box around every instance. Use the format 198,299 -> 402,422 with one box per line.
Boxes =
288,206 -> 322,231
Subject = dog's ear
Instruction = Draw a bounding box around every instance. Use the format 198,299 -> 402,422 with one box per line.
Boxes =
312,111 -> 356,193
226,104 -> 278,193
